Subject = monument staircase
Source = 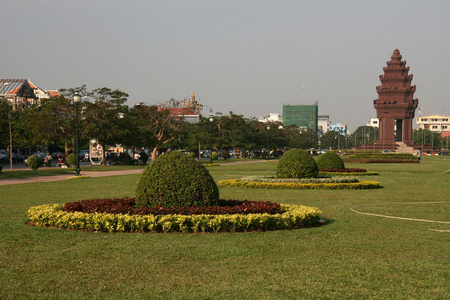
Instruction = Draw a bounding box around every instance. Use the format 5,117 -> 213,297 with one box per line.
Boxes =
395,142 -> 415,154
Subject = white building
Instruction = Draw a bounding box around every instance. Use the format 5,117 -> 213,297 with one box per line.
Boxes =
259,113 -> 281,123
318,115 -> 330,135
366,117 -> 379,128
416,115 -> 449,133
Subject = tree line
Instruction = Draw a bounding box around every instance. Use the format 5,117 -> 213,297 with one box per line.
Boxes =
1,86 -> 448,162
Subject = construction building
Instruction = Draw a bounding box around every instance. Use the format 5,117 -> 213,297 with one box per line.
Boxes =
282,104 -> 318,136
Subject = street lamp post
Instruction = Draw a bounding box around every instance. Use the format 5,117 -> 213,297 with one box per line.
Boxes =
266,124 -> 270,161
209,116 -> 213,164
73,91 -> 81,176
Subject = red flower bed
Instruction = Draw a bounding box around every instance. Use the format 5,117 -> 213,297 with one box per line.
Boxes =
63,198 -> 283,216
320,168 -> 367,173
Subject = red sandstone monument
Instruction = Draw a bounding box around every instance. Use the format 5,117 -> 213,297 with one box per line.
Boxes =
373,49 -> 418,151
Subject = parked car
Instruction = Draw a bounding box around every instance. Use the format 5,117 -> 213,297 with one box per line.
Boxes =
78,150 -> 89,161
12,153 -> 25,163
51,152 -> 66,160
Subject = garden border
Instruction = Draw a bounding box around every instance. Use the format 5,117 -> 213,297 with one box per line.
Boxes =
319,171 -> 379,176
26,203 -> 322,233
218,179 -> 381,189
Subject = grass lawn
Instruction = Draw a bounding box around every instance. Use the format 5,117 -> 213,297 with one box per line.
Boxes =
0,156 -> 449,299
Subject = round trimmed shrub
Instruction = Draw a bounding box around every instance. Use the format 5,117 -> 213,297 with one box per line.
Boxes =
119,152 -> 132,165
221,150 -> 230,160
27,155 -> 42,170
135,151 -> 219,208
211,152 -> 219,160
316,151 -> 345,170
276,148 -> 318,179
66,153 -> 78,166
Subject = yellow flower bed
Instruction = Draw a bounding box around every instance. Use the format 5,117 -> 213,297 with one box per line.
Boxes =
26,203 -> 321,233
218,179 -> 380,189
204,163 -> 221,167
65,175 -> 91,180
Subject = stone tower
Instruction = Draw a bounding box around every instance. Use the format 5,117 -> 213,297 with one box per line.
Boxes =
374,49 -> 418,148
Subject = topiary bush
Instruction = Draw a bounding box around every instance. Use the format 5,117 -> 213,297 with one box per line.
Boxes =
139,151 -> 149,164
316,151 -> 345,170
119,152 -> 132,165
27,155 -> 42,170
211,152 -> 219,160
135,151 -> 219,208
66,153 -> 78,167
221,150 -> 230,160
276,148 -> 318,179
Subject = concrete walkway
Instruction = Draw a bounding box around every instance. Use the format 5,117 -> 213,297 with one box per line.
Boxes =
0,169 -> 144,186
0,159 -> 272,186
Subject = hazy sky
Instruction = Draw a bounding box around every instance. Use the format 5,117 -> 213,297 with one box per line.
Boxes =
2,0 -> 449,131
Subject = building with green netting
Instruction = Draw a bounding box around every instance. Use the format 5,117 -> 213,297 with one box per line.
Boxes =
283,104 -> 318,137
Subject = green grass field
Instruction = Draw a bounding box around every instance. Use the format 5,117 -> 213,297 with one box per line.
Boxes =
1,157 -> 449,299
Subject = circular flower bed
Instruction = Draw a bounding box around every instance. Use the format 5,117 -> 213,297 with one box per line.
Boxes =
27,198 -> 322,233
218,178 -> 380,189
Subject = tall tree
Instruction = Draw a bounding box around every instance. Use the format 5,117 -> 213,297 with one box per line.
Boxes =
412,128 -> 442,147
348,126 -> 378,148
21,96 -> 89,157
131,104 -> 183,161
0,101 -> 11,150
320,130 -> 346,150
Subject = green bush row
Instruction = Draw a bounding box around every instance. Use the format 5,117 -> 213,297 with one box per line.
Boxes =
344,158 -> 419,164
319,171 -> 379,176
349,153 -> 415,159
240,175 -> 358,184
26,203 -> 322,233
218,179 -> 381,189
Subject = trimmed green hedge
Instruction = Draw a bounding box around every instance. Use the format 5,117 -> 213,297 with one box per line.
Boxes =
27,155 -> 42,170
349,153 -> 415,159
276,148 -> 318,179
319,171 -> 379,176
241,175 -> 358,184
135,151 -> 219,208
218,179 -> 381,189
26,203 -> 322,233
316,152 -> 345,170
66,153 -> 78,166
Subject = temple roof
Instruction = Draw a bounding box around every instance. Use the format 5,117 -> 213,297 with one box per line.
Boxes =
0,79 -> 60,98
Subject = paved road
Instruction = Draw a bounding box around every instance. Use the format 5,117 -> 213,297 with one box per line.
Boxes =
0,169 -> 145,186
